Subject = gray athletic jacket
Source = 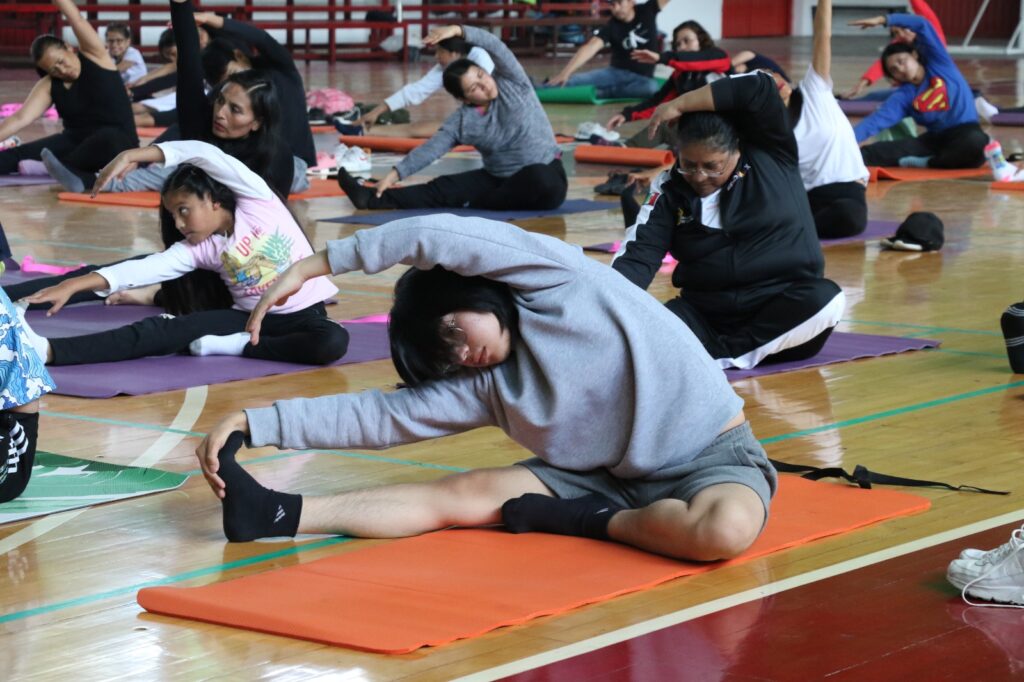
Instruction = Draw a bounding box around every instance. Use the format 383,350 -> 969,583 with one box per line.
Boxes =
245,217 -> 743,479
393,26 -> 560,180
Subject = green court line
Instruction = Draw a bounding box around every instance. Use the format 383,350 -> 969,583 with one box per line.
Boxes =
843,318 -> 1000,337
0,536 -> 351,624
760,379 -> 1024,444
933,348 -> 1008,359
41,410 -> 202,437
335,288 -> 392,299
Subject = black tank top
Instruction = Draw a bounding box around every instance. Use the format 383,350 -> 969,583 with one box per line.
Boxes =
50,53 -> 138,143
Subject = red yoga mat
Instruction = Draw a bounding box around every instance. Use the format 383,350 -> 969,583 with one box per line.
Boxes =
574,145 -> 674,167
137,475 -> 929,654
867,165 -> 991,182
991,180 -> 1024,192
135,126 -> 168,138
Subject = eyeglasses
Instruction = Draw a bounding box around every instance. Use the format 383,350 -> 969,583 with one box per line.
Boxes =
439,316 -> 469,371
675,164 -> 729,178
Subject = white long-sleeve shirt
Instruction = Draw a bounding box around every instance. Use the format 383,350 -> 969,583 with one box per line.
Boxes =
383,46 -> 495,112
118,46 -> 148,85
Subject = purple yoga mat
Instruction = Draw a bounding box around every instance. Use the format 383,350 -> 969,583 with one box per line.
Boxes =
991,111 -> 1024,126
322,199 -> 618,226
583,220 -> 900,254
0,175 -> 57,187
12,302 -> 390,398
726,332 -> 939,381
837,99 -> 881,116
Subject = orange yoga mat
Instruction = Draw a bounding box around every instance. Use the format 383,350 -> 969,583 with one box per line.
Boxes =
135,126 -> 168,138
574,145 -> 674,168
867,165 -> 991,182
137,475 -> 929,654
58,191 -> 161,208
991,180 -> 1024,192
289,178 -> 346,199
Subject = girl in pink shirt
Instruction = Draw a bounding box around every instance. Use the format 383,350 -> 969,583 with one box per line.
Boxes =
19,140 -> 347,366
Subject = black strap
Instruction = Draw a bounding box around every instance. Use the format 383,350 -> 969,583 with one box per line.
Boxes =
769,459 -> 1009,496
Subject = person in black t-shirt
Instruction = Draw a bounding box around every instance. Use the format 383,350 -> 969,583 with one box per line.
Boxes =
543,0 -> 670,100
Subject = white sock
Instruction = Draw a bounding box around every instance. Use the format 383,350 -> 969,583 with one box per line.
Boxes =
12,302 -> 51,363
188,332 -> 250,357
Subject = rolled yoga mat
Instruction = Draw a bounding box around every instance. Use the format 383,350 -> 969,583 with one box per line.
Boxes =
574,145 -> 674,167
322,199 -> 618,226
136,475 -> 929,654
535,84 -> 644,105
21,304 -> 392,398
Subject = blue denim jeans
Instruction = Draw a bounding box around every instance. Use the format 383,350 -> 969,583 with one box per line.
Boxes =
564,67 -> 659,100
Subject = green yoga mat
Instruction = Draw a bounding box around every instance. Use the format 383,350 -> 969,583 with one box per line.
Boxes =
0,452 -> 188,524
535,85 -> 644,105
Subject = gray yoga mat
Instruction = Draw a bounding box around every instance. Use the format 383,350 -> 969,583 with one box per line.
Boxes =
0,175 -> 57,187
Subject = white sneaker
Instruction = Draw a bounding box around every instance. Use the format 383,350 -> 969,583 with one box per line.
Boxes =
0,135 -> 20,151
956,525 -> 1024,563
976,95 -> 1000,123
948,524 -> 1024,607
575,121 -> 620,142
338,146 -> 372,175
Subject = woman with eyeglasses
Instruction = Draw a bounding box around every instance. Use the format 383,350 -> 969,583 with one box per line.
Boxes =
194,216 -> 776,563
612,71 -> 845,370
0,0 -> 137,180
335,24 -> 567,212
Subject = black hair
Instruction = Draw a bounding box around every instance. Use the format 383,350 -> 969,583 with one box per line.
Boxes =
442,58 -> 476,100
673,20 -> 715,50
201,36 -> 252,85
675,111 -> 739,154
437,36 -> 472,57
30,35 -> 67,76
106,22 -> 131,41
881,42 -> 919,81
787,87 -> 804,129
208,70 -> 283,183
158,28 -> 175,57
157,165 -> 236,314
388,266 -> 519,386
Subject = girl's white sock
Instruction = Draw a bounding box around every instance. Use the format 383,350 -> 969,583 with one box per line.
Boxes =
189,332 -> 250,357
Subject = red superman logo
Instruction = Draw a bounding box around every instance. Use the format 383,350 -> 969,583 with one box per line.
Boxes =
912,77 -> 950,113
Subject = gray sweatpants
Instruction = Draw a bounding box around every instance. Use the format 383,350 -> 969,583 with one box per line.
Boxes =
106,156 -> 310,193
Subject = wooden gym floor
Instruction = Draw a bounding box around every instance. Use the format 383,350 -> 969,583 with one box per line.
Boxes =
1,35 -> 1024,680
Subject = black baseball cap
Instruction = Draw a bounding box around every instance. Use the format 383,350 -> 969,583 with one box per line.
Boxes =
881,212 -> 944,252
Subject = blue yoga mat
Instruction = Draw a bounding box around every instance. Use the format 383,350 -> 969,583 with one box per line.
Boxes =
322,199 -> 618,226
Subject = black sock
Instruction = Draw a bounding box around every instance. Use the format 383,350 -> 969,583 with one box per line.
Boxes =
1002,302 -> 1024,373
336,168 -> 375,209
501,493 -> 624,541
217,431 -> 302,542
0,412 -> 38,503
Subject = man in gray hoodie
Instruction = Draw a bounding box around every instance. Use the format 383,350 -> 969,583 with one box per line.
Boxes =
196,216 -> 777,561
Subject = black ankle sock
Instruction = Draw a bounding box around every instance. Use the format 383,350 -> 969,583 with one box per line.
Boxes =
1002,302 -> 1024,374
0,411 -> 38,503
336,168 -> 374,209
217,431 -> 302,542
501,493 -> 624,541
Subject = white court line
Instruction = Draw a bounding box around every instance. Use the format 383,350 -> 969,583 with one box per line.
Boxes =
453,509 -> 1024,682
0,386 -> 207,556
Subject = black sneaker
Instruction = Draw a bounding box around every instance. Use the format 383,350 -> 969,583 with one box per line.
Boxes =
0,412 -> 12,489
594,170 -> 641,196
308,107 -> 327,124
1001,302 -> 1024,373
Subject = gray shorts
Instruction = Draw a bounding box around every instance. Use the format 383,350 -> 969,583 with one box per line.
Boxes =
518,422 -> 778,513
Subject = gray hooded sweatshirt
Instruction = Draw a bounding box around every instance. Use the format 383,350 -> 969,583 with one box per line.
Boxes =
245,216 -> 744,480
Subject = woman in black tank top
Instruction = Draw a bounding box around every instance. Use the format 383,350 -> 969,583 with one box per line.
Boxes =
0,0 -> 137,189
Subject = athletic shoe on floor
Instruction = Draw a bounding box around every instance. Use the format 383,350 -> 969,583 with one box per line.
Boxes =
0,135 -> 20,151
957,524 -> 1024,564
307,106 -> 327,124
334,106 -> 361,124
1002,302 -> 1024,373
575,121 -> 620,142
588,134 -> 625,147
595,171 -> 634,196
333,120 -> 365,136
948,523 -> 1024,607
335,145 -> 372,176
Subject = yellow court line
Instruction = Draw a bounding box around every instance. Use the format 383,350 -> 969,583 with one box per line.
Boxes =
453,509 -> 1024,682
0,386 -> 208,556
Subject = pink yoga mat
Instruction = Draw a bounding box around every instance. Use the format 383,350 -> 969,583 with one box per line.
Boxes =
17,303 -> 391,398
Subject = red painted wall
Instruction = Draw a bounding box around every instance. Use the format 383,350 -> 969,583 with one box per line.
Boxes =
927,0 -> 1020,40
722,0 -> 792,38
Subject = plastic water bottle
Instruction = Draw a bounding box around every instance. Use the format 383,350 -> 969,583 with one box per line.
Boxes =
985,140 -> 1015,182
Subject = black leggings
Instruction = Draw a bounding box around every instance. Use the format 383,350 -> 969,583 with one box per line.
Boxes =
860,123 -> 988,169
48,302 -> 348,366
369,157 -> 568,210
807,181 -> 868,239
0,127 -> 136,179
666,278 -> 842,364
5,258 -> 146,310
